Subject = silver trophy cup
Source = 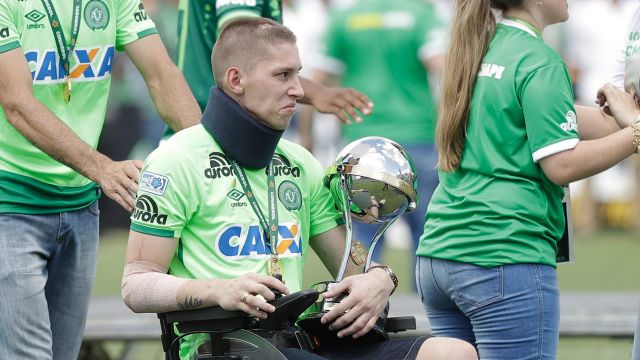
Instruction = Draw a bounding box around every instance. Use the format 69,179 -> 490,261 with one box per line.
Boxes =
298,137 -> 418,340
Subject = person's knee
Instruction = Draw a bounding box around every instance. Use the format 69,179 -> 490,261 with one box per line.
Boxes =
415,337 -> 478,360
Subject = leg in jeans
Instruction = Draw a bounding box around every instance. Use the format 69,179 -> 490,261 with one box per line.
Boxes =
632,305 -> 640,360
417,257 -> 560,360
0,202 -> 99,360
0,213 -> 58,359
48,201 -> 100,360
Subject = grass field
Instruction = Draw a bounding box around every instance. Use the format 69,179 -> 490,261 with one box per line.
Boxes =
92,229 -> 639,359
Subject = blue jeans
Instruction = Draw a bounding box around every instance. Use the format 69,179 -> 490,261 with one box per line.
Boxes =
416,257 -> 559,360
0,201 -> 100,360
353,143 -> 438,269
632,305 -> 640,360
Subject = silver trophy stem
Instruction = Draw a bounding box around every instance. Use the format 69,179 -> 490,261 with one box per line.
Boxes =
364,218 -> 397,271
336,175 -> 353,282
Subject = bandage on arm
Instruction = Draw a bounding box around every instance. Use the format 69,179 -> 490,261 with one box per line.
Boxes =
121,260 -> 189,313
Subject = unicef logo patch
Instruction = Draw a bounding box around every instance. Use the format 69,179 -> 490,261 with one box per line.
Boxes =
278,180 -> 302,211
84,0 -> 110,30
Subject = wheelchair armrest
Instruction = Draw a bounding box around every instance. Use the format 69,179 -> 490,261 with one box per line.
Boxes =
159,306 -> 252,335
258,289 -> 319,330
385,316 -> 416,333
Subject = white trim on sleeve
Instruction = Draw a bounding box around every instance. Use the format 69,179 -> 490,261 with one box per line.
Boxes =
532,138 -> 579,163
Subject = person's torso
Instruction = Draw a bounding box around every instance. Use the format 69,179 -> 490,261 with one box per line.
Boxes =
131,125 -> 339,293
625,6 -> 640,60
326,0 -> 441,144
0,0 -> 156,213
418,22 -> 577,267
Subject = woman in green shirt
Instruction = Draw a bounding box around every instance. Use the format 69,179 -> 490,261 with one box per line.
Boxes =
416,0 -> 640,358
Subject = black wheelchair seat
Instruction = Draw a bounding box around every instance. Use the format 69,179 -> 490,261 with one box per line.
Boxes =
157,289 -> 319,360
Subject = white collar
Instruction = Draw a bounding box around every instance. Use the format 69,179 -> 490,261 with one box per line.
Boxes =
499,19 -> 540,38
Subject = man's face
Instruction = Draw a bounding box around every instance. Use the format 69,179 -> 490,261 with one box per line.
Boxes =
238,42 -> 304,131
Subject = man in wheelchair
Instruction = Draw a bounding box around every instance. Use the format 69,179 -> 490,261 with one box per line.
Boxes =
121,17 -> 477,360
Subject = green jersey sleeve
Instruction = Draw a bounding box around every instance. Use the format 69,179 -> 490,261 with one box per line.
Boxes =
521,63 -> 579,162
115,0 -> 157,50
0,2 -> 20,53
305,155 -> 343,237
130,147 -> 198,239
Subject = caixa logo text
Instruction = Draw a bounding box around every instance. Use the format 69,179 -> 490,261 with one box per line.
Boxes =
216,223 -> 302,258
132,195 -> 168,225
25,46 -> 114,84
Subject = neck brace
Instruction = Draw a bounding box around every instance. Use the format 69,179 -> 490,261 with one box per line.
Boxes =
201,87 -> 285,169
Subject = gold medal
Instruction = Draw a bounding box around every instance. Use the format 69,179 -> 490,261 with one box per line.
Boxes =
268,254 -> 283,278
63,76 -> 71,103
349,240 -> 367,266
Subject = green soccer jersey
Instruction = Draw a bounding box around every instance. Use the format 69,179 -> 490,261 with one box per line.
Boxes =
0,0 -> 156,214
417,20 -> 579,268
176,0 -> 282,111
130,124 -> 342,292
320,0 -> 445,145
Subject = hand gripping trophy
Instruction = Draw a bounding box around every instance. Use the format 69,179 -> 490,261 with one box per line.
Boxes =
298,136 -> 418,342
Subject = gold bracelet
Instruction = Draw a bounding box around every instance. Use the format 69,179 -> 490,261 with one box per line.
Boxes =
632,121 -> 640,154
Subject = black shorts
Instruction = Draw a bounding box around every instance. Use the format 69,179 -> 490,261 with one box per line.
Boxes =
280,336 -> 430,360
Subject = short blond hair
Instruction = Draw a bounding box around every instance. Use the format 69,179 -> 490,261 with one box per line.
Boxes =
212,18 -> 297,89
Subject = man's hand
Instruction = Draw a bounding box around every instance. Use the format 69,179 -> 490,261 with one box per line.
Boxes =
215,273 -> 289,319
299,77 -> 373,124
596,83 -> 640,127
319,269 -> 394,339
94,159 -> 143,212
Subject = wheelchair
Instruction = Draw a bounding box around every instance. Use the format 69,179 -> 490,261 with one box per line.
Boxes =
157,289 -> 417,360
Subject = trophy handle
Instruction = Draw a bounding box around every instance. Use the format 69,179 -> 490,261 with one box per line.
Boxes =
336,174 -> 353,282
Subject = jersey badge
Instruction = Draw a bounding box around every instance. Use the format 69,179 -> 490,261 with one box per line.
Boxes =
278,180 -> 302,211
560,110 -> 578,132
140,171 -> 169,196
84,0 -> 110,31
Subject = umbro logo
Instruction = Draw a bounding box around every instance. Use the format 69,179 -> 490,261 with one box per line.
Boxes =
25,10 -> 46,29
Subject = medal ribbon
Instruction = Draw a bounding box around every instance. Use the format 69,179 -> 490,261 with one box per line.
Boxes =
40,0 -> 82,100
229,160 -> 279,257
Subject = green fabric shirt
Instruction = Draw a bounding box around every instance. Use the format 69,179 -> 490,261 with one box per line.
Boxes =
320,0 -> 445,145
131,124 -> 342,286
130,124 -> 343,359
176,0 -> 282,111
417,20 -> 579,268
0,0 -> 157,214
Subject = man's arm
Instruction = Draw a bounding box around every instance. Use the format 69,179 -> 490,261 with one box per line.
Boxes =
122,230 -> 288,316
309,226 -> 396,339
124,34 -> 201,132
0,47 -> 141,211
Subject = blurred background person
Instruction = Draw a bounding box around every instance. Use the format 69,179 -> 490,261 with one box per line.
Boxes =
308,0 -> 446,287
559,0 -> 637,232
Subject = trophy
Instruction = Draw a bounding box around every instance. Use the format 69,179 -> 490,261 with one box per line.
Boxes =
298,136 -> 418,342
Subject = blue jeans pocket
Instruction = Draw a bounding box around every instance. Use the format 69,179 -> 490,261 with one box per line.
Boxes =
444,261 -> 503,309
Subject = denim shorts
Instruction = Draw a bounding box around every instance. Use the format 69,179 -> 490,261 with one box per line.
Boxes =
416,256 -> 559,360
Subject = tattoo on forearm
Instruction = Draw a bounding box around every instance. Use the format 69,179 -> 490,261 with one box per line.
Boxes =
178,295 -> 204,310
